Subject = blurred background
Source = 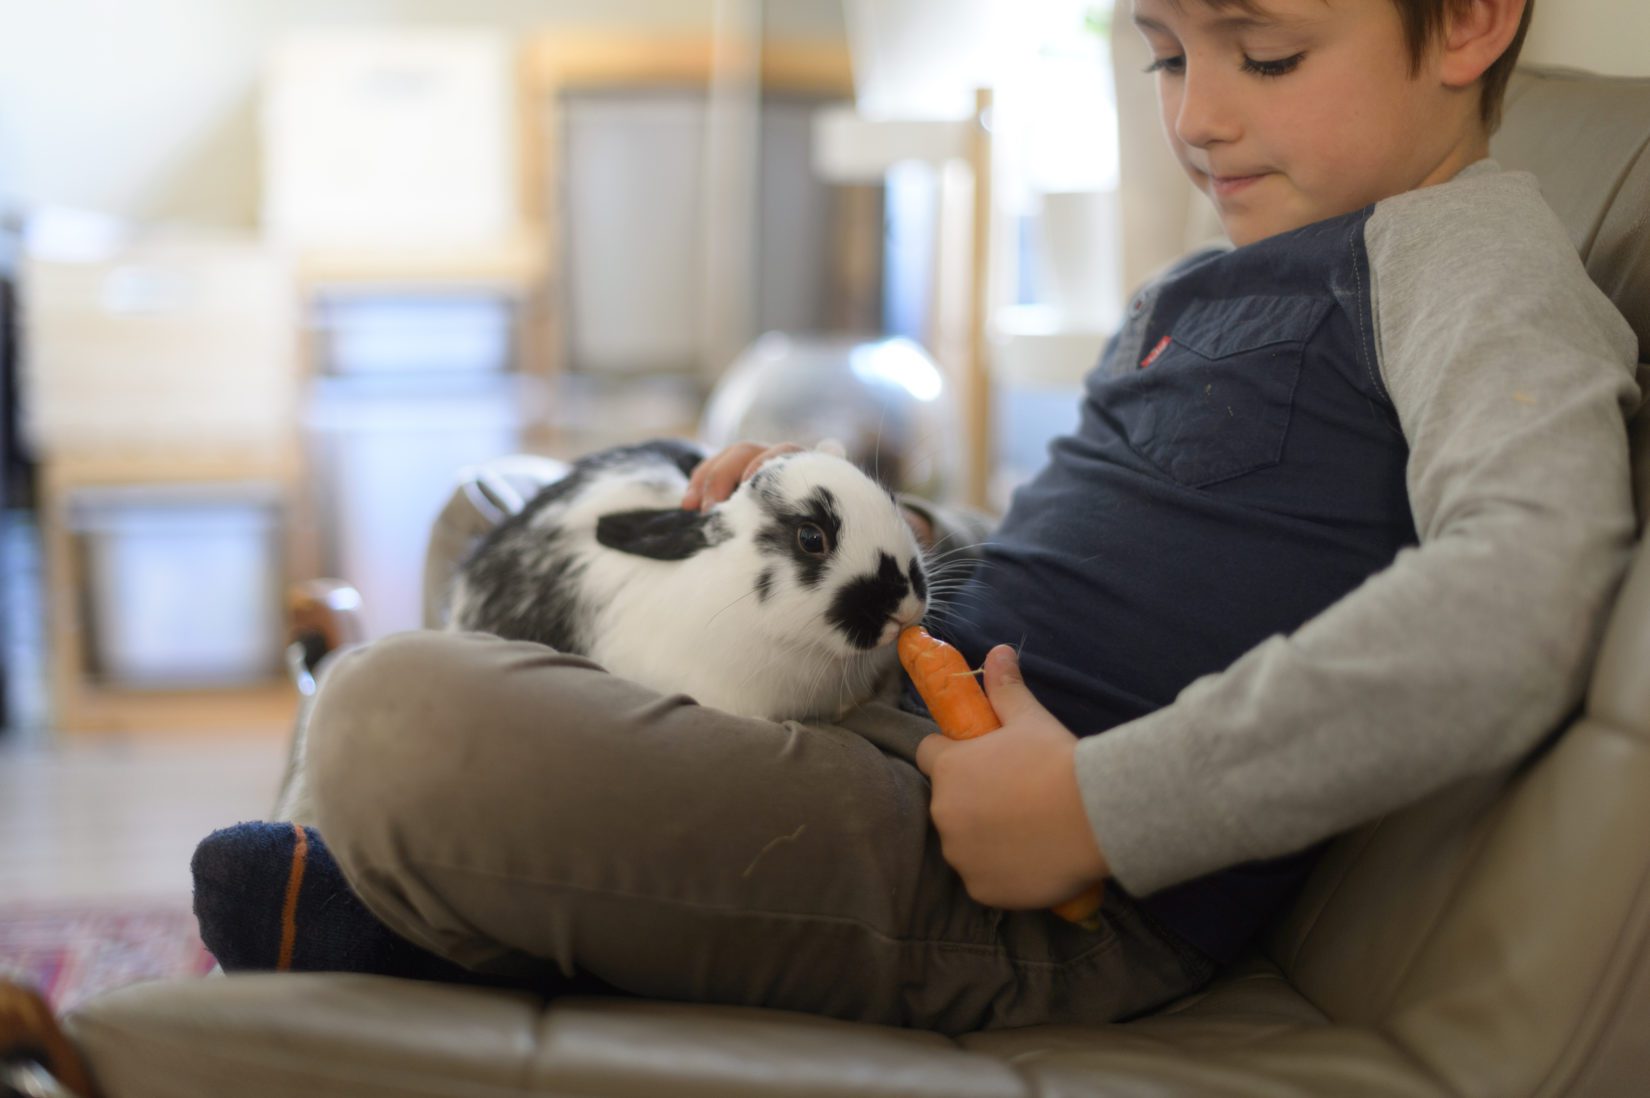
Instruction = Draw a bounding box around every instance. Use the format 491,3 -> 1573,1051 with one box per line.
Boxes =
0,0 -> 1643,1009
1,0 -> 1134,743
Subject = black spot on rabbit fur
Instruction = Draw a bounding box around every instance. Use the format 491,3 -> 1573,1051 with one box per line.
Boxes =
451,438 -> 709,652
754,484 -> 843,590
455,527 -> 593,653
827,551 -> 911,650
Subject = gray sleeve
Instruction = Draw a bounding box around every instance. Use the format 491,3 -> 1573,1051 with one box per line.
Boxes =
1072,170 -> 1642,897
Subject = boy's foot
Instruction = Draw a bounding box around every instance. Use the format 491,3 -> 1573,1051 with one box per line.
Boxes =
192,822 -> 627,1000
191,821 -> 483,984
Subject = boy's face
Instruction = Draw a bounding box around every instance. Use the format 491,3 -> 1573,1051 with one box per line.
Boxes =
1132,0 -> 1484,246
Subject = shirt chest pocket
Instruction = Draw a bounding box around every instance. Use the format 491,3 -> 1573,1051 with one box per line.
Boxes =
1105,294 -> 1331,489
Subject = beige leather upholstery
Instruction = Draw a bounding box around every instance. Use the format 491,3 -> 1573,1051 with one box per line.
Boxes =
64,66 -> 1650,1097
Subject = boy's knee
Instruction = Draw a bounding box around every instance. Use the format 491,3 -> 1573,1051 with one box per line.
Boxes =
304,631 -> 485,847
303,630 -> 621,854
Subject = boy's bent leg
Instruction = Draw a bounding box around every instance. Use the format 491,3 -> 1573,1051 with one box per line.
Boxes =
305,630 -> 1215,1035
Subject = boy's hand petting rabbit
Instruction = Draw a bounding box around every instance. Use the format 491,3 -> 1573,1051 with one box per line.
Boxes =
684,439 -> 937,549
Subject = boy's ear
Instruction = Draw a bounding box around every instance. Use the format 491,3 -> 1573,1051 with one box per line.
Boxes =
1437,0 -> 1528,90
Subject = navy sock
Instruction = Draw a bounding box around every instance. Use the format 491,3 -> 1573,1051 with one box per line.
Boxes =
192,821 -> 629,1000
191,822 -> 488,985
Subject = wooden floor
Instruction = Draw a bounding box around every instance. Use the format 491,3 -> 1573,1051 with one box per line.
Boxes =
0,731 -> 292,906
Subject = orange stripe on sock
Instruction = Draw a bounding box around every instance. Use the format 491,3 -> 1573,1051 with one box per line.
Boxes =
276,821 -> 309,971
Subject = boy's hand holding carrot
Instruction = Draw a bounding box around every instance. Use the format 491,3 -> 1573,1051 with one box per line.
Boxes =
913,642 -> 1111,912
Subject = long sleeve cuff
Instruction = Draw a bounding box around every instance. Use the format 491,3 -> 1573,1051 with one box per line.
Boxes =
1073,709 -> 1248,897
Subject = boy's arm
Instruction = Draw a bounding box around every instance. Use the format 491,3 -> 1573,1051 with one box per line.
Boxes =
1073,172 -> 1643,897
897,494 -> 997,564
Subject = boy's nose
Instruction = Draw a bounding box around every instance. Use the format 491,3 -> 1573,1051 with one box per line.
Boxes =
1174,69 -> 1241,150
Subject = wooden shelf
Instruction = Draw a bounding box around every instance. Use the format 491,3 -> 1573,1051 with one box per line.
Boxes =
38,452 -> 305,737
293,229 -> 550,292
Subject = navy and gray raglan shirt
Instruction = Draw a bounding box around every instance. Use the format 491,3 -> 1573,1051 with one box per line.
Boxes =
918,159 -> 1642,965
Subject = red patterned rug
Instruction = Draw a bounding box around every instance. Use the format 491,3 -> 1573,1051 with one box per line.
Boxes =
0,902 -> 216,1012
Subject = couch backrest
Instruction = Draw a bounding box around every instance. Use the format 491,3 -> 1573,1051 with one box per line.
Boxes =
1262,67 -> 1650,1097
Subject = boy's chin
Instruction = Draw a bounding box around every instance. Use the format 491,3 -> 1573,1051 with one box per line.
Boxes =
1218,204 -> 1326,248
1218,213 -> 1281,248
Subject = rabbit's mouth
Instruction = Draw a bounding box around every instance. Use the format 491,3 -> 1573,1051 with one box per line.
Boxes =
873,605 -> 928,649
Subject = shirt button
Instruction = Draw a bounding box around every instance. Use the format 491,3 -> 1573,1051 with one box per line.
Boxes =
1130,297 -> 1146,316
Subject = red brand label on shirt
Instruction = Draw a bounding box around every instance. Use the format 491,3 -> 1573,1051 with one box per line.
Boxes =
1139,335 -> 1172,369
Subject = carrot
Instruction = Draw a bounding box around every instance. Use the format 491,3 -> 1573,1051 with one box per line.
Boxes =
898,626 -> 1104,930
898,626 -> 1000,740
1050,889 -> 1103,928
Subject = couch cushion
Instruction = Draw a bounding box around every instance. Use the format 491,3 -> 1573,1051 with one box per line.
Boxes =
962,963 -> 1442,1097
66,973 -> 1023,1098
68,964 -> 1456,1098
526,996 -> 1019,1098
1495,66 -> 1650,358
65,975 -> 544,1098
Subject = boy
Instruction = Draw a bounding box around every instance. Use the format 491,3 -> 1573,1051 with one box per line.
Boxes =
203,0 -> 1640,1034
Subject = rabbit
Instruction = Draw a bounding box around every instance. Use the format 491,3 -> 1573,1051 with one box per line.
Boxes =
446,438 -> 932,722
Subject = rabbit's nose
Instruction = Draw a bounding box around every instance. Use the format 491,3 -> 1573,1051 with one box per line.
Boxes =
894,595 -> 926,629
877,613 -> 913,648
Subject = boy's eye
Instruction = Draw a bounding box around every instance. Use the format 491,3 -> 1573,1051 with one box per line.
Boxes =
1242,53 -> 1305,78
1143,52 -> 1306,79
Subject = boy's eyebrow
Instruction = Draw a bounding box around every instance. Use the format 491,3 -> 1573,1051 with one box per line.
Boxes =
1132,12 -> 1290,33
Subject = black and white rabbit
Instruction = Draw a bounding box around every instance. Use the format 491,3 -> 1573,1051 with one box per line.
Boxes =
274,439 -> 930,825
447,438 -> 931,721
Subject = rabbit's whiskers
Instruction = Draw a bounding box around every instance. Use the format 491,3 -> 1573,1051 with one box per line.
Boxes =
704,585 -> 762,632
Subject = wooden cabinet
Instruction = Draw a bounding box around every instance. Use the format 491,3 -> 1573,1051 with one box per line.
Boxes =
37,452 -> 300,735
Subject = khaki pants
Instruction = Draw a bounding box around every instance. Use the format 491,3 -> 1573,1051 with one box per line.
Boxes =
298,467 -> 1216,1035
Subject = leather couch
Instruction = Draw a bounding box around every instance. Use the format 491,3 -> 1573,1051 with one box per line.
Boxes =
55,65 -> 1650,1097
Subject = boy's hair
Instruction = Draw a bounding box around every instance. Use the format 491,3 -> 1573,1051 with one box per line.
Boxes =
1172,0 -> 1536,133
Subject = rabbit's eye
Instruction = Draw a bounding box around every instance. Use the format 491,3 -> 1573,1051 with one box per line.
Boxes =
796,523 -> 830,556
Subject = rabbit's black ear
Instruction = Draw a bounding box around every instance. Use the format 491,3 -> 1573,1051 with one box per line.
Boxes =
596,508 -> 731,560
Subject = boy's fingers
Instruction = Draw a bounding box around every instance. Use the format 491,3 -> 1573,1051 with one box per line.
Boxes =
915,733 -> 951,778
981,645 -> 1042,724
739,442 -> 803,485
684,444 -> 758,510
705,447 -> 759,508
683,441 -> 804,511
683,449 -> 728,508
682,465 -> 707,510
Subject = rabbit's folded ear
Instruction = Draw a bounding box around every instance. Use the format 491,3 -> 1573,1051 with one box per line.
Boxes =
596,508 -> 731,561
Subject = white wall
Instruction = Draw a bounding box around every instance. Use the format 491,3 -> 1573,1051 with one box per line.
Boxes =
0,0 -> 844,229
1523,0 -> 1650,78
